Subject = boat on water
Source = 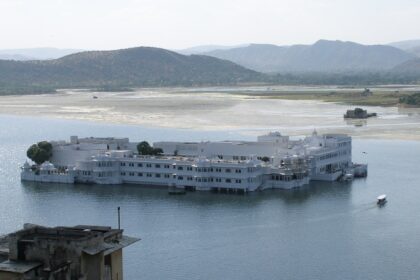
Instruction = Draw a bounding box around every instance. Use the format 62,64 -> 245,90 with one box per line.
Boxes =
377,194 -> 387,206
341,173 -> 354,182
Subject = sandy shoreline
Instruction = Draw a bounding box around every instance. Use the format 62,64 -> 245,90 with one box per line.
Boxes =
1,87 -> 420,140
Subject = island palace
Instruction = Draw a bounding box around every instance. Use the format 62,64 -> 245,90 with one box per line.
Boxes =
21,131 -> 367,192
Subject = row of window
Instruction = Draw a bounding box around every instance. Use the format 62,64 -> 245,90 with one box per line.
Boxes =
120,162 -> 246,173
232,156 -> 248,160
271,174 -> 305,181
338,142 -> 349,147
196,178 -> 242,184
215,155 -> 248,162
121,162 -> 171,168
97,162 -> 113,167
121,172 -> 171,178
319,163 -> 339,173
97,171 -> 113,177
119,172 -> 245,184
319,152 -> 339,161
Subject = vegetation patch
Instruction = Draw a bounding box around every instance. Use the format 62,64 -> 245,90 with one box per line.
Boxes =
229,88 -> 412,106
399,92 -> 420,106
137,141 -> 163,156
26,141 -> 53,164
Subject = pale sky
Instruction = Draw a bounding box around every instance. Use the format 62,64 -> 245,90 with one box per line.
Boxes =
1,0 -> 419,50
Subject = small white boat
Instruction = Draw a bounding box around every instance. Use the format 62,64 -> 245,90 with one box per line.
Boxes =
377,194 -> 387,205
343,173 -> 354,181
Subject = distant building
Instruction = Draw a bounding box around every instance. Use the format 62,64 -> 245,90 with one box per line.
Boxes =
0,224 -> 139,280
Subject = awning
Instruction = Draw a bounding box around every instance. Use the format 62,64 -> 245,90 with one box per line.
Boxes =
0,260 -> 42,274
82,235 -> 140,256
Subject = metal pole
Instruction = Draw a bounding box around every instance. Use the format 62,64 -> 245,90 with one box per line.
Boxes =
117,206 -> 121,230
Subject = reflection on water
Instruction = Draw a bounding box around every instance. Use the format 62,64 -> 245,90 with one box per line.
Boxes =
20,180 -> 353,207
345,119 -> 368,127
398,106 -> 420,116
1,115 -> 420,280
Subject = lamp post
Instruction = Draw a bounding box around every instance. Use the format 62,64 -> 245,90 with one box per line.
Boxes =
117,206 -> 121,230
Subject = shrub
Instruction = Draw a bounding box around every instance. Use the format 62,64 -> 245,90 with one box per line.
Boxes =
137,141 -> 163,155
26,141 -> 53,164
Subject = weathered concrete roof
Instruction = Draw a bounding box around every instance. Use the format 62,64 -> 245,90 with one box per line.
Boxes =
82,242 -> 115,255
0,260 -> 42,274
104,235 -> 140,255
13,225 -> 123,242
83,235 -> 140,255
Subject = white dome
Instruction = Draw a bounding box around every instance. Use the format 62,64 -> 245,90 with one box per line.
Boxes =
40,161 -> 56,171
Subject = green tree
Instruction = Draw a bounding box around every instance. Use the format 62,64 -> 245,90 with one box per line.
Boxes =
400,93 -> 420,106
137,141 -> 163,155
38,141 -> 53,153
153,148 -> 163,155
26,144 -> 39,161
261,156 -> 270,162
137,141 -> 153,155
26,141 -> 53,164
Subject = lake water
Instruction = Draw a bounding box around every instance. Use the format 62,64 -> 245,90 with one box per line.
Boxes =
1,115 -> 420,280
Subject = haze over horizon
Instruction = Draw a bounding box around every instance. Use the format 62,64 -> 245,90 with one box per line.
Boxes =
1,0 -> 420,50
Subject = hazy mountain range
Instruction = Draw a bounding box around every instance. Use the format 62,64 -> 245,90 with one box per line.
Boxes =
0,48 -> 82,61
389,39 -> 420,57
389,39 -> 420,50
177,44 -> 249,55
1,40 -> 420,92
199,40 -> 417,73
410,47 -> 420,57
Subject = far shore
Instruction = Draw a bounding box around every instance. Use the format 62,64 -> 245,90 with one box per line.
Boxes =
1,86 -> 420,141
2,84 -> 420,107
185,84 -> 420,107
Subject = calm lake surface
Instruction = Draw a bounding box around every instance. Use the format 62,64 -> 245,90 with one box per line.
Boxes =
1,115 -> 420,280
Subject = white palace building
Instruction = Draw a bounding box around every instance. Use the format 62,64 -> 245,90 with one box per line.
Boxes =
21,132 -> 367,192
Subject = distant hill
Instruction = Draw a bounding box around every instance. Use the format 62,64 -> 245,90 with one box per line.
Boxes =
392,58 -> 420,74
202,40 -> 415,73
389,40 -> 420,57
0,54 -> 36,61
407,46 -> 420,57
0,48 -> 83,60
177,44 -> 249,55
0,47 -> 261,89
389,39 -> 420,51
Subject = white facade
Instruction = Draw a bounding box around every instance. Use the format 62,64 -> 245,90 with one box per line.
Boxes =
154,131 -> 353,180
55,152 -> 303,192
21,161 -> 75,184
21,132 -> 365,191
49,136 -> 136,168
